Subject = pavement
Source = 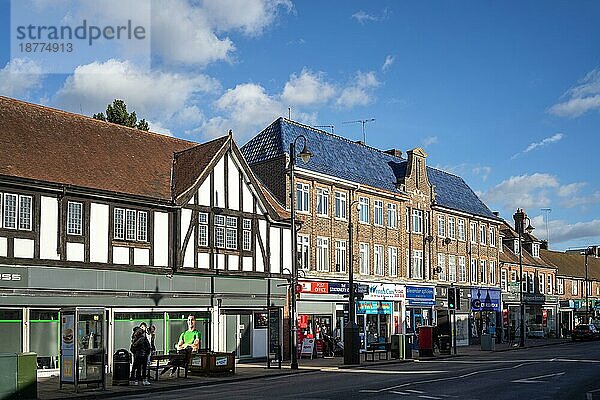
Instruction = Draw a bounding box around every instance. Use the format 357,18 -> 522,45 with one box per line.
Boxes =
36,338 -> 570,400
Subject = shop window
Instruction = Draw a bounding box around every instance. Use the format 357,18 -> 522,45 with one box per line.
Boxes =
166,312 -> 210,351
0,309 -> 22,353
29,310 -> 59,369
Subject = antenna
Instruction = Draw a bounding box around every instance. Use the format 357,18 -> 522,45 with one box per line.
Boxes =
314,125 -> 334,134
342,118 -> 375,144
288,108 -> 291,119
540,208 -> 551,244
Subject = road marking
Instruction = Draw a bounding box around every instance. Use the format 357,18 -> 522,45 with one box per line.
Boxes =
390,391 -> 411,395
418,396 -> 442,400
511,371 -> 565,384
335,369 -> 445,375
406,389 -> 425,393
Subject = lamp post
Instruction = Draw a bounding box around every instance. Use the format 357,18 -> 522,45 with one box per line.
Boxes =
289,135 -> 312,370
513,208 -> 533,348
584,246 -> 598,324
344,199 -> 361,365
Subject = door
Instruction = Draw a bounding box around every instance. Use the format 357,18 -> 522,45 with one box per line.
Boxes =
225,314 -> 252,358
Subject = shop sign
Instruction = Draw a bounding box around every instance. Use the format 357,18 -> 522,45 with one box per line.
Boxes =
559,300 -> 573,308
298,280 -> 368,295
365,283 -> 405,300
508,282 -> 520,293
470,288 -> 501,312
0,266 -> 27,287
523,293 -> 545,304
356,300 -> 393,315
405,286 -> 435,306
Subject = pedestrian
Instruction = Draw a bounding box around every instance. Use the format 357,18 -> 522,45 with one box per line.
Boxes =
146,325 -> 156,380
130,326 -> 151,385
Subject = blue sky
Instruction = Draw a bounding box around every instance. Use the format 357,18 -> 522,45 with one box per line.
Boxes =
1,0 -> 599,250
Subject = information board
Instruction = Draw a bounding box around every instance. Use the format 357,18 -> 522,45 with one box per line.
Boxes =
268,308 -> 280,357
300,338 -> 315,358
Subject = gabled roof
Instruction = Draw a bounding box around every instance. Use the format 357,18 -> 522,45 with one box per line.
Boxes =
500,244 -> 554,269
241,118 -> 499,220
0,96 -> 195,201
541,249 -> 600,280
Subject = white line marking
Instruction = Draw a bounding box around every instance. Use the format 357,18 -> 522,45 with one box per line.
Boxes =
419,396 -> 442,400
390,391 -> 410,395
359,390 -> 380,393
511,371 -> 565,383
334,369 -> 445,375
406,389 -> 425,393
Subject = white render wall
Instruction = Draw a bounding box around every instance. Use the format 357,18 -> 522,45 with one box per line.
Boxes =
213,157 -> 225,208
66,242 -> 84,262
198,175 -> 211,207
154,212 -> 169,267
227,156 -> 240,210
180,208 -> 193,268
269,226 -> 281,274
90,203 -> 108,263
14,238 -> 34,258
40,196 -> 60,260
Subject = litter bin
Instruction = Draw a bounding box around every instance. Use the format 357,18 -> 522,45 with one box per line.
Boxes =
390,334 -> 403,359
439,335 -> 451,355
113,349 -> 131,385
418,326 -> 434,357
480,334 -> 495,351
404,334 -> 413,359
0,352 -> 37,399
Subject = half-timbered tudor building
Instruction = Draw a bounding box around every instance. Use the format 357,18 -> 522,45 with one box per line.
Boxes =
0,96 -> 291,370
241,118 -> 502,349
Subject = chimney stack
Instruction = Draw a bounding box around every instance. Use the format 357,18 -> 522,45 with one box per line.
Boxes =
384,148 -> 403,158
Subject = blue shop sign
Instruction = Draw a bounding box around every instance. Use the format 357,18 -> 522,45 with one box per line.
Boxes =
405,286 -> 435,306
470,288 -> 501,312
356,301 -> 393,315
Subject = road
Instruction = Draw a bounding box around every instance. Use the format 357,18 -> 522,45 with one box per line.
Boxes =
121,342 -> 600,399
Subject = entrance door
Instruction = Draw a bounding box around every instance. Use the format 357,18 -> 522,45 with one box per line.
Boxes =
225,314 -> 252,358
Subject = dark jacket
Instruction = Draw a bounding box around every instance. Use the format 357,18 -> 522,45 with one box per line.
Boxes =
130,332 -> 151,358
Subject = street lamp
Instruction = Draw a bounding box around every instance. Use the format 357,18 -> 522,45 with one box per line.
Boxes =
344,199 -> 361,365
513,208 -> 533,348
583,246 -> 598,324
289,135 -> 312,370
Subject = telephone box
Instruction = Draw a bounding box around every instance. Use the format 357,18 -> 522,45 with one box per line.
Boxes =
60,308 -> 106,392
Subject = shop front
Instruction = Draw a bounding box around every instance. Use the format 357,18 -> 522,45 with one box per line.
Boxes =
404,285 -> 435,334
504,292 -> 558,340
470,287 -> 501,344
356,301 -> 393,349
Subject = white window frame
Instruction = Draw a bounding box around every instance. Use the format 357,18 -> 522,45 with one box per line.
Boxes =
388,247 -> 398,277
298,234 -> 310,270
489,227 -> 496,247
334,192 -> 347,220
412,250 -> 423,279
572,280 -> 578,295
470,222 -> 477,243
126,209 -> 136,241
489,261 -> 496,285
437,215 -> 446,238
405,208 -> 410,233
457,219 -> 466,241
215,215 -> 226,248
373,200 -> 384,226
532,243 -> 540,257
479,225 -> 486,245
316,188 -> 329,217
387,204 -> 397,229
539,273 -> 544,294
296,183 -> 309,213
3,193 -> 17,230
448,255 -> 456,283
335,239 -> 347,273
242,218 -> 252,251
547,275 -> 553,295
557,278 -> 564,295
67,201 -> 83,236
501,269 -> 508,291
359,243 -> 369,275
137,211 -> 148,242
437,253 -> 446,281
471,258 -> 478,283
198,212 -> 209,247
359,197 -> 369,224
374,244 -> 384,276
114,208 -> 125,240
18,195 -> 32,231
412,209 -> 423,234
514,239 -> 520,254
528,273 -> 534,293
448,217 -> 456,240
458,256 -> 467,282
316,236 -> 329,272
226,216 -> 238,250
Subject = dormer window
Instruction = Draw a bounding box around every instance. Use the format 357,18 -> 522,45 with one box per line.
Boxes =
514,239 -> 520,254
532,243 -> 540,258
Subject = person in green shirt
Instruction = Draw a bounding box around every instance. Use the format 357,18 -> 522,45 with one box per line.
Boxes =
177,315 -> 200,352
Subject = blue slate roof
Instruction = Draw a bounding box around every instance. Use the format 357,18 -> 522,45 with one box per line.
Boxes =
242,118 -> 499,220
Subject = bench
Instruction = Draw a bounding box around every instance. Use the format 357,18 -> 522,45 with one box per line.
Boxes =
364,343 -> 390,361
150,350 -> 192,381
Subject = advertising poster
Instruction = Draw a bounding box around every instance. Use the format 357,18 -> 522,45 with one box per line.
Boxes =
60,313 -> 75,383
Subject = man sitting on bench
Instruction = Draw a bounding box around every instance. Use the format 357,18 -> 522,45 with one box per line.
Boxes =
162,315 -> 200,377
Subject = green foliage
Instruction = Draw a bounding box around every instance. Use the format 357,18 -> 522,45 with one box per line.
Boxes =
92,99 -> 150,131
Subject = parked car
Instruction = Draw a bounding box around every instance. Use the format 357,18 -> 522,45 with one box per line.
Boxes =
571,324 -> 600,341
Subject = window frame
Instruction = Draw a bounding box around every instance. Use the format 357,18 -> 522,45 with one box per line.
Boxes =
374,244 -> 384,276
126,209 -> 137,241
470,222 -> 477,243
335,239 -> 347,273
242,218 -> 252,251
479,225 -> 487,245
448,255 -> 456,283
412,250 -> 423,279
437,253 -> 446,281
388,247 -> 398,277
412,209 -> 423,234
334,191 -> 347,220
67,201 -> 83,236
387,204 -> 397,229
448,217 -> 456,240
437,215 -> 446,238
373,200 -> 384,227
359,197 -> 370,224
316,188 -> 329,217
457,219 -> 466,241
316,236 -> 329,272
296,183 -> 310,213
198,212 -> 209,247
359,242 -> 369,275
114,208 -> 125,240
3,193 -> 18,230
18,195 -> 32,231
458,256 -> 467,282
298,234 -> 310,270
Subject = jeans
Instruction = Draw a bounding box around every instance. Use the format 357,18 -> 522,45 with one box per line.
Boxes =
131,355 -> 147,381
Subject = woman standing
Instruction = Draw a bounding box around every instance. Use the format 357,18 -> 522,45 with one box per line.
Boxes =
130,327 -> 151,385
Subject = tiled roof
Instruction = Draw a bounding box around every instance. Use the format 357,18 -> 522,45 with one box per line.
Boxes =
0,96 -> 196,201
499,244 -> 554,269
241,118 -> 499,220
172,136 -> 229,200
541,249 -> 600,280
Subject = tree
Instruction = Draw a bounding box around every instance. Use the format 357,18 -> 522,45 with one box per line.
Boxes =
92,99 -> 150,131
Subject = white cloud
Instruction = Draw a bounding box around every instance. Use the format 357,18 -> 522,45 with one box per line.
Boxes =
202,0 -> 293,36
146,120 -> 172,136
557,182 -> 586,197
151,0 -> 292,66
351,10 -> 378,24
549,68 -> 600,117
472,166 -> 492,181
480,173 -> 559,210
0,58 -> 43,98
561,191 -> 600,208
531,216 -> 600,245
422,136 -> 438,147
382,55 -> 395,72
336,71 -> 380,108
512,133 -> 564,159
282,68 -> 335,106
53,59 -> 218,126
